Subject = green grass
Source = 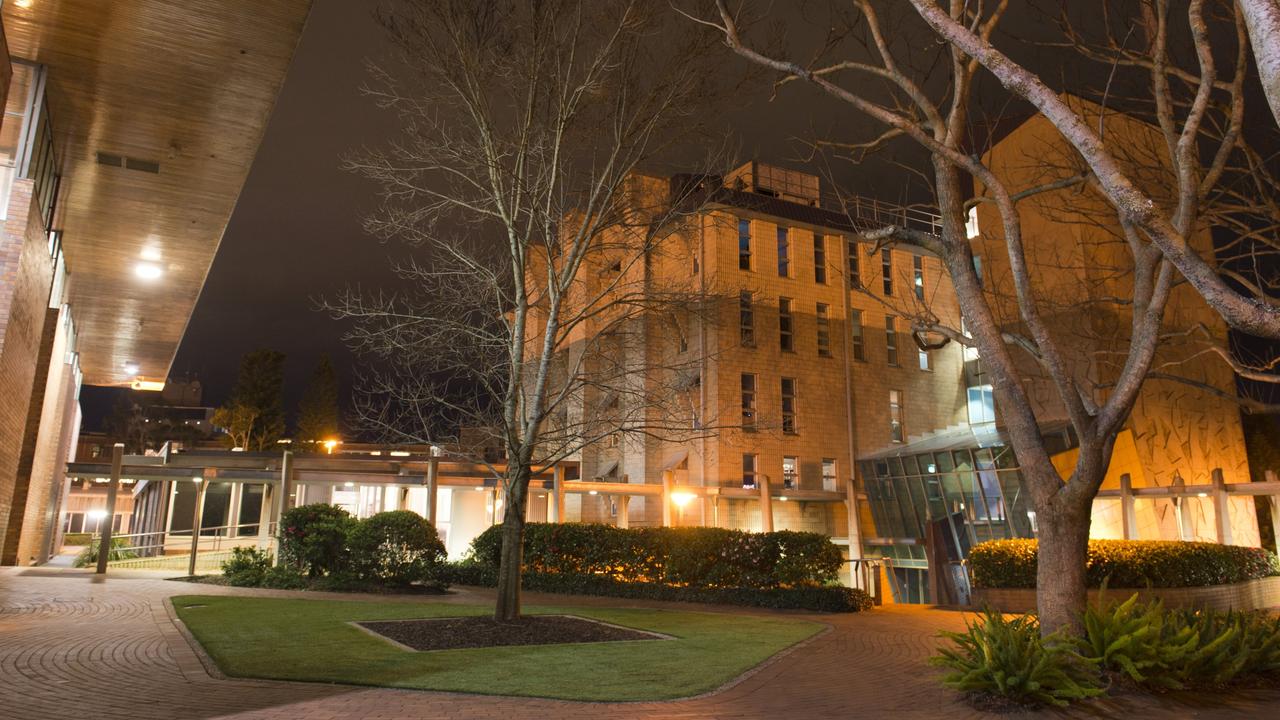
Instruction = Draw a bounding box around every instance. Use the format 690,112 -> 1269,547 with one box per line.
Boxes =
172,595 -> 823,701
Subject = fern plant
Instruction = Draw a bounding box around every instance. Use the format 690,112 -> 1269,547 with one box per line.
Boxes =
1078,591 -> 1197,688
931,609 -> 1104,707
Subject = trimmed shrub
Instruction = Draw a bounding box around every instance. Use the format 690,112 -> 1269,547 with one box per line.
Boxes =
969,539 -> 1280,589
221,547 -> 274,587
932,609 -> 1104,707
441,562 -> 873,612
62,532 -> 92,546
348,510 -> 448,588
277,503 -> 357,577
468,522 -> 843,589
73,538 -> 137,568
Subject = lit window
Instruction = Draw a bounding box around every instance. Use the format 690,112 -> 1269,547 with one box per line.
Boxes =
918,347 -> 931,371
739,291 -> 754,346
968,385 -> 996,424
889,389 -> 905,443
814,235 -> 827,284
781,377 -> 797,434
885,315 -> 899,366
822,459 -> 837,492
779,297 -> 794,352
741,373 -> 757,430
816,303 -> 831,357
973,254 -> 983,288
743,453 -> 758,489
777,226 -> 791,277
913,255 -> 924,299
850,310 -> 865,361
965,206 -> 980,239
783,456 -> 798,489
882,249 -> 893,295
738,218 -> 752,270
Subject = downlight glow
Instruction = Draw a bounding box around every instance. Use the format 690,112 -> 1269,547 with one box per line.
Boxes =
134,262 -> 163,280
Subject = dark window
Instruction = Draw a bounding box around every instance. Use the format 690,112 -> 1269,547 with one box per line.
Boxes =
890,389 -> 904,442
913,255 -> 924,299
741,373 -> 757,430
777,226 -> 791,277
781,377 -> 797,434
886,315 -> 899,366
822,459 -> 837,491
814,235 -> 827,284
743,453 -> 758,489
848,240 -> 861,287
739,291 -> 754,346
816,303 -> 831,357
738,218 -> 752,270
882,249 -> 893,295
779,297 -> 794,352
850,309 -> 865,361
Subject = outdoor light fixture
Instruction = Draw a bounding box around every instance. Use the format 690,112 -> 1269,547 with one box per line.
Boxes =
323,439 -> 339,454
122,361 -> 139,375
389,450 -> 410,457
474,486 -> 485,492
134,262 -> 163,280
140,247 -> 162,262
588,490 -> 599,495
343,482 -> 354,488
86,509 -> 107,521
670,491 -> 695,508
779,496 -> 789,502
191,477 -> 202,483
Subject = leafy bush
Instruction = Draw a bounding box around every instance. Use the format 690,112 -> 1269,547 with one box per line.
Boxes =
348,510 -> 448,588
969,539 -> 1280,589
441,562 -> 873,612
932,609 -> 1104,707
221,547 -> 274,587
258,565 -> 309,590
277,504 -> 357,577
468,523 -> 843,589
1079,590 -> 1280,689
73,538 -> 138,568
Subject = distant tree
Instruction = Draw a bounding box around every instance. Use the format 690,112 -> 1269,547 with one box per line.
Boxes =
211,402 -> 259,451
104,393 -> 150,454
296,354 -> 340,446
218,349 -> 286,451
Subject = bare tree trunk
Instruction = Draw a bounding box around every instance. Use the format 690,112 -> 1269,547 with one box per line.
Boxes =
494,466 -> 530,622
1035,499 -> 1092,633
1240,0 -> 1280,128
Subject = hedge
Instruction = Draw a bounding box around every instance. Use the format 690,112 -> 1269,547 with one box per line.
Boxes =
969,539 -> 1280,589
468,522 -> 844,590
443,562 -> 873,612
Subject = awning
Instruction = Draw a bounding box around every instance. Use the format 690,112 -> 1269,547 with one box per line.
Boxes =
662,451 -> 689,471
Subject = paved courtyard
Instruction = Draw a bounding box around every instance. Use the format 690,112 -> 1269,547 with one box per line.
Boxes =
1,567 -> 1278,719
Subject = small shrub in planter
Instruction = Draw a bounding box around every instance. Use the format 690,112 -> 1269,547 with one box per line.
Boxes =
277,503 -> 356,577
969,539 -> 1280,589
348,510 -> 448,588
221,547 -> 274,587
932,609 -> 1104,707
73,538 -> 138,568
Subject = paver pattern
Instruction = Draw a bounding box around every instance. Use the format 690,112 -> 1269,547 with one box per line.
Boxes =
1,566 -> 1278,719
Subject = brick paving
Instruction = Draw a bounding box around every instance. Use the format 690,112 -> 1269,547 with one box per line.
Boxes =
1,567 -> 1278,719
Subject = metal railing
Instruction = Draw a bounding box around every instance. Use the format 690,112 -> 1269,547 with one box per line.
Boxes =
84,521 -> 276,573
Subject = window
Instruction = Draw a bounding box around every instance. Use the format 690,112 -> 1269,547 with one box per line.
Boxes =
972,254 -> 984,288
782,456 -> 798,489
738,218 -> 752,270
777,226 -> 791,277
739,290 -> 754,346
822,459 -> 837,492
850,309 -> 866,361
918,347 -> 931,371
741,373 -> 757,430
885,315 -> 899,366
781,377 -> 797,433
779,297 -> 794,351
882,249 -> 893,295
814,235 -> 827,284
889,389 -> 904,443
968,384 -> 996,424
816,303 -> 831,357
913,255 -> 924,299
848,240 -> 861,287
965,206 -> 980,239
743,453 -> 758,489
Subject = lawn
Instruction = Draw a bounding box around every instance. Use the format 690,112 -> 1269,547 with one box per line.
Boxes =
172,595 -> 823,701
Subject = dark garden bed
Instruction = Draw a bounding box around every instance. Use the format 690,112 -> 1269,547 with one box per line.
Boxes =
356,614 -> 667,651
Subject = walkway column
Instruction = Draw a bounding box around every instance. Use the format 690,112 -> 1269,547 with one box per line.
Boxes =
1267,471 -> 1280,553
1212,468 -> 1233,545
616,495 -> 629,529
425,457 -> 439,526
661,471 -> 674,527
257,484 -> 272,549
549,464 -> 565,523
845,478 -> 863,557
758,474 -> 774,532
1119,473 -> 1136,540
271,451 -> 292,566
187,475 -> 207,577
95,444 -> 124,574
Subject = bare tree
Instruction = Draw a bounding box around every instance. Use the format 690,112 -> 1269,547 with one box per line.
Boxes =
1239,0 -> 1280,127
689,0 -> 1280,632
332,0 -> 728,621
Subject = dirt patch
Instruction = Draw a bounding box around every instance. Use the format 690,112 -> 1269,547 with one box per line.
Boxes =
356,614 -> 668,651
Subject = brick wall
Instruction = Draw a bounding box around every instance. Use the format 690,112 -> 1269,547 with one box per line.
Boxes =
0,179 -> 55,565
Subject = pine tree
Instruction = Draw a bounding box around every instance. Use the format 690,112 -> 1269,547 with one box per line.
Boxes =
296,354 -> 340,446
217,349 -> 286,451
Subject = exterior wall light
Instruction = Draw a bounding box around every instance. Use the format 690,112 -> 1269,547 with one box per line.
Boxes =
670,491 -> 695,508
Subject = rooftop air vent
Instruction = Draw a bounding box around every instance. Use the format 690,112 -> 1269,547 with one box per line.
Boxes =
97,151 -> 160,174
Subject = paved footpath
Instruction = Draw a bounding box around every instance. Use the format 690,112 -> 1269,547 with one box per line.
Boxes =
2,567 -> 1279,719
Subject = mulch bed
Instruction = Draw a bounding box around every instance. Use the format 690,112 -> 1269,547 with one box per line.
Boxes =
356,615 -> 666,651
